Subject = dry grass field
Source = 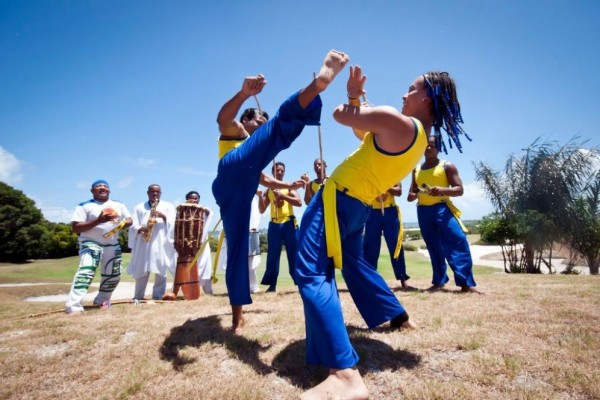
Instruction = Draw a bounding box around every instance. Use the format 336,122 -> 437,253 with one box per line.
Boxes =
1,250 -> 599,399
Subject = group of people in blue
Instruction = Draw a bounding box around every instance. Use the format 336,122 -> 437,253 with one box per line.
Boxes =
65,49 -> 480,400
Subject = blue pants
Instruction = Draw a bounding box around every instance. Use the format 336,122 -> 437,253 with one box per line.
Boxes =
261,218 -> 297,287
417,202 -> 476,287
363,206 -> 409,281
212,91 -> 321,306
295,190 -> 407,369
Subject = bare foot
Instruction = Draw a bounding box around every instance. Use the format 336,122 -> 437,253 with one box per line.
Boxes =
300,367 -> 368,400
461,286 -> 485,294
231,305 -> 245,335
426,284 -> 445,292
315,49 -> 350,91
400,281 -> 417,291
401,319 -> 418,330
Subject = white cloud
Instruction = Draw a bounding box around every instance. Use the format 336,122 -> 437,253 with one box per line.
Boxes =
453,181 -> 494,220
0,146 -> 23,184
41,206 -> 73,223
136,157 -> 156,168
176,167 -> 216,177
117,176 -> 134,189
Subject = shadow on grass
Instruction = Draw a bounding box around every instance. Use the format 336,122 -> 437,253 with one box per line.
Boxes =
160,317 -> 421,389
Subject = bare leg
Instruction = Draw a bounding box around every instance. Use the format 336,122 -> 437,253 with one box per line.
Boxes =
298,49 -> 350,109
231,305 -> 245,334
300,367 -> 368,400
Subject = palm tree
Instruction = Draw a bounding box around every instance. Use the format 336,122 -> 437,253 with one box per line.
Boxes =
475,137 -> 600,273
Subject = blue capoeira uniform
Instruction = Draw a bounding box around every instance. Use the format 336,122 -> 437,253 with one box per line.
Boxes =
295,121 -> 426,369
261,216 -> 297,288
415,159 -> 476,288
212,91 -> 321,306
296,190 -> 408,368
417,202 -> 476,287
363,204 -> 409,281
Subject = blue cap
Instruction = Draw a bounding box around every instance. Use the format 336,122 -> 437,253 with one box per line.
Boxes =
91,179 -> 109,188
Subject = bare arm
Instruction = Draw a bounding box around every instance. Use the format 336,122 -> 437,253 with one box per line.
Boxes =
333,66 -> 415,153
407,170 -> 419,202
429,162 -> 464,197
258,189 -> 270,214
71,213 -> 132,234
275,188 -> 302,207
387,183 -> 402,197
217,75 -> 266,138
260,172 -> 305,191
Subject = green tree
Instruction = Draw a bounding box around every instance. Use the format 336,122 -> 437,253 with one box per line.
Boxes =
43,221 -> 79,258
564,170 -> 600,274
0,182 -> 48,261
475,137 -> 599,273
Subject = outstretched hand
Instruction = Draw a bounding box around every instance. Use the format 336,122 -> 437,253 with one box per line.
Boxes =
290,179 -> 306,190
347,65 -> 367,99
241,74 -> 267,97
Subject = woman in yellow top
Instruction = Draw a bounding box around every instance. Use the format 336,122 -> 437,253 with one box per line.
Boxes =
407,136 -> 480,292
295,67 -> 470,400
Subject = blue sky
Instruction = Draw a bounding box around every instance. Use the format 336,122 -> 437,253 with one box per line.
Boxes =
1,0 -> 599,228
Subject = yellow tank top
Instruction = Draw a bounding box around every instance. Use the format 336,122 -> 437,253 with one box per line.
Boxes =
370,194 -> 397,209
268,189 -> 295,223
311,180 -> 324,194
415,160 -> 448,206
414,159 -> 468,233
218,136 -> 247,160
324,118 -> 427,269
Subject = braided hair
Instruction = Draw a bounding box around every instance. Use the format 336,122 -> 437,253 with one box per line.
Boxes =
423,72 -> 471,153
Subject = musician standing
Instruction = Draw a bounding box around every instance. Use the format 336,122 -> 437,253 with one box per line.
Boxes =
258,161 -> 301,292
212,50 -> 349,334
127,184 -> 177,301
184,191 -> 214,295
65,179 -> 132,314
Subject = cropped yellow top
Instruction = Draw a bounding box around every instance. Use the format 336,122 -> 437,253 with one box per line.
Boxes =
324,118 -> 427,268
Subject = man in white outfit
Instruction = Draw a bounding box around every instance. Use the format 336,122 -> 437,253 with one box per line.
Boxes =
216,190 -> 263,293
127,184 -> 177,300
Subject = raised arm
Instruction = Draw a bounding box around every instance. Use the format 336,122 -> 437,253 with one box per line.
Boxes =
333,66 -> 417,153
217,74 -> 267,138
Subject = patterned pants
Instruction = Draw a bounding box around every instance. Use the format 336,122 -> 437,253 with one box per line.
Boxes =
65,240 -> 122,313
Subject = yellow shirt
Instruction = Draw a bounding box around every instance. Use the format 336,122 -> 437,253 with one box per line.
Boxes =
268,189 -> 295,223
415,160 -> 448,206
370,194 -> 397,209
218,136 -> 247,160
414,159 -> 468,233
324,118 -> 427,268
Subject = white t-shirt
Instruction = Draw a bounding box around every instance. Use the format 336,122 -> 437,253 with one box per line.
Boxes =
72,199 -> 131,245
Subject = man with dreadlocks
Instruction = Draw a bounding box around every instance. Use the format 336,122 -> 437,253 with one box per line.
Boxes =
295,67 -> 470,400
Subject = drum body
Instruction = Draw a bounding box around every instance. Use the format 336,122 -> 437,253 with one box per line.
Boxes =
173,204 -> 208,300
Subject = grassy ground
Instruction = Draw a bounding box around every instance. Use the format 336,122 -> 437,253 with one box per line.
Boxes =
1,240 -> 598,399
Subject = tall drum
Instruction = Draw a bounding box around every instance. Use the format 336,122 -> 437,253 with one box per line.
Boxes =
173,204 -> 208,300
